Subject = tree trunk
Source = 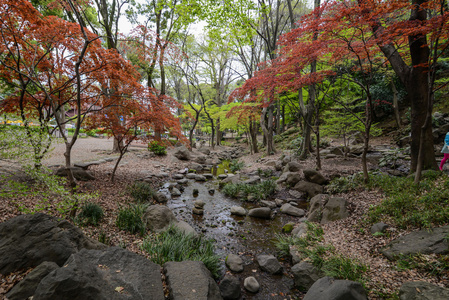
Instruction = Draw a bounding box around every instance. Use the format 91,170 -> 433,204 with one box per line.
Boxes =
249,118 -> 259,154
391,80 -> 402,129
261,105 -> 275,155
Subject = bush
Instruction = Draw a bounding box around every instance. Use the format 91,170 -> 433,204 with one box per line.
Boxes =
230,159 -> 245,173
148,141 -> 167,156
128,181 -> 155,203
274,222 -> 368,287
75,202 -> 104,226
222,180 -> 276,201
141,226 -> 221,278
116,204 -> 147,235
366,172 -> 449,229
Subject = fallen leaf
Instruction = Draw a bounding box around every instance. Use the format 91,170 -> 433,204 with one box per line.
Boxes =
115,286 -> 124,293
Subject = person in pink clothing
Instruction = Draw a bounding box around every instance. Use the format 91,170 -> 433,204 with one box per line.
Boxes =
440,132 -> 449,171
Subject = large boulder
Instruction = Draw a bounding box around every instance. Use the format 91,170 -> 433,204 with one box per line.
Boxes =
280,203 -> 305,217
143,205 -> 177,232
292,181 -> 324,198
248,207 -> 272,219
6,261 -> 59,300
321,197 -> 349,224
0,213 -> 106,275
286,172 -> 303,186
303,276 -> 367,300
225,254 -> 244,273
291,262 -> 324,291
256,254 -> 282,275
303,169 -> 327,185
399,281 -> 449,300
307,194 -> 329,222
55,167 -> 95,181
283,161 -> 302,172
381,225 -> 449,260
173,145 -> 191,161
33,247 -> 164,300
307,195 -> 349,224
164,261 -> 222,300
219,275 -> 241,300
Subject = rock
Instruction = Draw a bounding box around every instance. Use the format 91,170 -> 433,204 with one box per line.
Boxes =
283,161 -> 301,172
290,245 -> 302,265
204,173 -> 214,179
243,176 -> 261,185
244,276 -> 260,293
164,261 -> 222,300
303,169 -> 327,185
381,225 -> 449,260
177,178 -> 189,185
282,155 -> 292,165
260,200 -> 277,209
256,254 -> 282,274
292,223 -> 308,238
170,187 -> 182,196
218,174 -> 228,180
307,194 -> 329,222
219,275 -> 241,300
371,222 -> 389,234
192,207 -> 204,215
248,207 -> 272,219
6,261 -> 59,300
221,175 -> 241,185
293,181 -> 324,198
195,155 -> 207,164
275,161 -> 283,171
321,197 -> 349,224
399,281 -> 449,300
173,145 -> 191,160
190,162 -> 203,172
225,254 -> 244,273
172,174 -> 184,180
275,198 -> 285,206
208,189 -> 215,195
154,191 -> 169,203
194,200 -> 206,209
173,220 -> 198,236
198,148 -> 211,155
230,206 -> 247,216
303,276 -> 367,300
282,222 -> 295,233
329,147 -> 344,156
195,174 -> 207,181
286,172 -> 303,186
0,213 -> 106,275
74,161 -> 99,169
143,205 -> 177,232
280,203 -> 305,217
186,173 -> 197,179
33,247 -> 164,300
55,166 -> 95,181
292,262 -> 324,291
276,171 -> 292,184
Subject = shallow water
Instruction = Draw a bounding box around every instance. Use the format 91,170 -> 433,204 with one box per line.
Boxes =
163,178 -> 305,299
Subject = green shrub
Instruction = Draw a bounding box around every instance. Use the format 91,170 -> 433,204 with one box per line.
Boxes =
366,172 -> 449,229
230,159 -> 245,173
128,181 -> 155,203
222,180 -> 276,201
148,141 -> 167,156
116,204 -> 147,235
75,202 -> 104,226
274,222 -> 368,287
326,173 -> 365,194
141,226 -> 221,278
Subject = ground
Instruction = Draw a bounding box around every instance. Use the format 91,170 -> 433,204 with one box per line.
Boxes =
0,136 -> 447,299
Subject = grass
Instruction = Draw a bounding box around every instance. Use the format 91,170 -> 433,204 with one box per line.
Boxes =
116,203 -> 147,235
395,253 -> 449,277
222,179 -> 276,201
128,181 -> 155,203
141,226 -> 221,278
366,171 -> 449,229
229,159 -> 245,173
75,202 -> 104,226
274,221 -> 369,286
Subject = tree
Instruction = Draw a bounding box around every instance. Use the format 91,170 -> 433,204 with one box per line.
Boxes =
0,0 -> 144,188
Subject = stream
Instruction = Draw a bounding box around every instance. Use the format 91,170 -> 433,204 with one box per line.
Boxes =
162,171 -> 304,299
